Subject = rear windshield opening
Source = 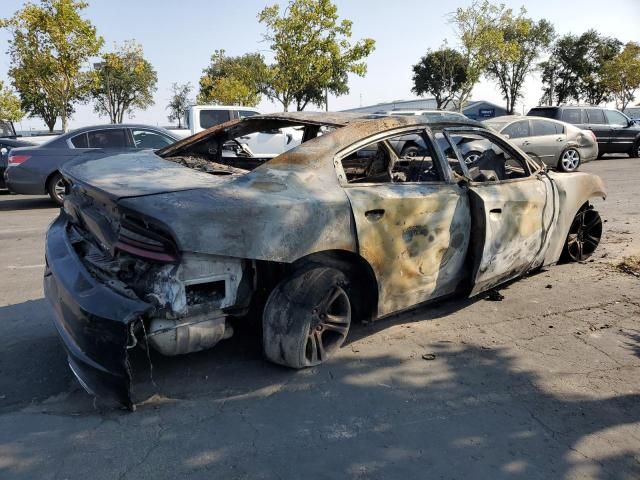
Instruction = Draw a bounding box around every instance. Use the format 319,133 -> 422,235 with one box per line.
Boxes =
163,122 -> 336,176
528,108 -> 556,119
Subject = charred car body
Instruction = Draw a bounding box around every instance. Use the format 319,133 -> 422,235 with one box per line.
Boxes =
44,112 -> 606,409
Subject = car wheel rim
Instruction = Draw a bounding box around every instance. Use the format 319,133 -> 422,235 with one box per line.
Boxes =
54,178 -> 66,202
566,209 -> 602,261
562,150 -> 579,170
305,285 -> 350,365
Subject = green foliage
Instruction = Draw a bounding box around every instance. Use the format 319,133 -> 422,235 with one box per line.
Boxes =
412,47 -> 467,110
540,30 -> 622,106
0,81 -> 25,122
2,0 -> 103,131
448,0 -> 505,110
90,41 -> 158,124
485,14 -> 554,114
258,0 -> 375,111
167,82 -> 193,128
602,42 -> 640,111
198,50 -> 266,107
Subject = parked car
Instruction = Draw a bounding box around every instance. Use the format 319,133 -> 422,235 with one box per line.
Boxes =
0,120 -> 17,138
45,112 -> 606,408
373,110 -> 468,157
169,105 -> 304,158
0,138 -> 36,189
480,116 -> 598,172
527,106 -> 640,158
4,124 -> 179,205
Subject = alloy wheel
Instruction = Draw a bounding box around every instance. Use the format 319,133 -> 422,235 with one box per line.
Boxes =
561,149 -> 580,171
305,285 -> 351,365
565,209 -> 602,261
54,178 -> 66,203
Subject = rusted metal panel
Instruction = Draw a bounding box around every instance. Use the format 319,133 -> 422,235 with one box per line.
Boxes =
344,183 -> 471,316
543,171 -> 606,265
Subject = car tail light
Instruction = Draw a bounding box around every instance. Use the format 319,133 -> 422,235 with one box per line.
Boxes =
115,216 -> 179,263
7,154 -> 31,167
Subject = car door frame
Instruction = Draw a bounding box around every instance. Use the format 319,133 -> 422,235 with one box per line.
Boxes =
334,125 -> 472,317
441,126 -> 558,296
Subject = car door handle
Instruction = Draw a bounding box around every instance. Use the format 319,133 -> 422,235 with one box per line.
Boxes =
365,209 -> 385,221
489,208 -> 502,214
522,141 -> 530,146
556,137 -> 564,142
239,136 -> 251,140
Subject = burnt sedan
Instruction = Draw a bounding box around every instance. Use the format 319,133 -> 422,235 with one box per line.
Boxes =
45,112 -> 606,409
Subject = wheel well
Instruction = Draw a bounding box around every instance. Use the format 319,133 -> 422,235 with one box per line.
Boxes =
292,250 -> 379,322
45,170 -> 61,192
254,250 -> 379,323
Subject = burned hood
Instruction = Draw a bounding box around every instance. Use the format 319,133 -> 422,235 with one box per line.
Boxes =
62,151 -> 227,199
117,165 -> 357,263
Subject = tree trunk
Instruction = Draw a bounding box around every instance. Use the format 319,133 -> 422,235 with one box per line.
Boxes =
46,118 -> 56,133
61,113 -> 68,132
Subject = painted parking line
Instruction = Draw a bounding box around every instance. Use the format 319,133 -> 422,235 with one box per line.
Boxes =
5,264 -> 46,270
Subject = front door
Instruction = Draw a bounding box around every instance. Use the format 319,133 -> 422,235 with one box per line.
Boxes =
443,128 -> 557,296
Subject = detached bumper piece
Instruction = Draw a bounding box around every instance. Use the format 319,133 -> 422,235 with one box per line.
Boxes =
44,214 -> 152,409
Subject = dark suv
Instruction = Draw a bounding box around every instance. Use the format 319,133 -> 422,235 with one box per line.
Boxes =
527,106 -> 640,158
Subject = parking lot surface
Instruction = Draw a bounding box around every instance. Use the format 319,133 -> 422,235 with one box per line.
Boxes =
1,157 -> 639,479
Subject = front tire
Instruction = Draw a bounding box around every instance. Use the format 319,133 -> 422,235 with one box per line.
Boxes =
464,150 -> 482,165
561,206 -> 602,262
400,144 -> 420,158
631,140 -> 640,158
47,172 -> 66,206
262,266 -> 352,369
558,148 -> 581,172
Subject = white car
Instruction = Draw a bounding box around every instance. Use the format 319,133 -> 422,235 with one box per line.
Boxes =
170,105 -> 303,159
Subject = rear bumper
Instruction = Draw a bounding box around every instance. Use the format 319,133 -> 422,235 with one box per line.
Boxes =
44,213 -> 152,408
4,166 -> 46,194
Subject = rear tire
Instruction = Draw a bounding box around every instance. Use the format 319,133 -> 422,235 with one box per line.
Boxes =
262,266 -> 352,369
47,172 -> 66,206
558,148 -> 581,172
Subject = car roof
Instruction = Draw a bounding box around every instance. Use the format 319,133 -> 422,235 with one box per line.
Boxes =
160,111 -> 482,157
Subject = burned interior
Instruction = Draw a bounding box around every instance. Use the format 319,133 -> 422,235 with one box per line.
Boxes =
45,112 -> 606,409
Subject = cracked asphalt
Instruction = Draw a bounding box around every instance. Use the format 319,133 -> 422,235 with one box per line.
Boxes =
1,156 -> 639,479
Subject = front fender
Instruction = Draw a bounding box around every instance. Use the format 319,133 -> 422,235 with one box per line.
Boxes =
544,172 -> 606,265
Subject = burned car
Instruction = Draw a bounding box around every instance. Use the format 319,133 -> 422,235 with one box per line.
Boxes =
44,112 -> 606,409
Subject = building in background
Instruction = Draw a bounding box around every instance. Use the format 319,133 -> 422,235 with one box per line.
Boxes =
342,98 -> 508,120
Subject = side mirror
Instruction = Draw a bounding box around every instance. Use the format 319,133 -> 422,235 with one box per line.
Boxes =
0,147 -> 7,157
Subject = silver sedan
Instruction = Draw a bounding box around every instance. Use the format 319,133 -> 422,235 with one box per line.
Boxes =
481,116 -> 598,172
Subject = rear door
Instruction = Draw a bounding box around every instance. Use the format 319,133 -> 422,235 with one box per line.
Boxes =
527,119 -> 566,166
443,128 -> 557,295
584,109 -> 611,153
338,128 -> 471,317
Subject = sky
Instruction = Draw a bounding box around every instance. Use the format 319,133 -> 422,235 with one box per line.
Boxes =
1,0 -> 639,131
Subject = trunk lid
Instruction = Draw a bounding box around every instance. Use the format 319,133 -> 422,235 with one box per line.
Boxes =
61,151 -> 230,200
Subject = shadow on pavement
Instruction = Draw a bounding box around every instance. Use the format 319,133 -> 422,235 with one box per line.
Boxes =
0,195 -> 57,211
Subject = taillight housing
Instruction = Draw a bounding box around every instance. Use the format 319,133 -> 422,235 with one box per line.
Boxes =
115,215 -> 179,263
8,154 -> 31,167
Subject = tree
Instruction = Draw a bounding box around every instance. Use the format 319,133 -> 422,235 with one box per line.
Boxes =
412,47 -> 467,110
198,50 -> 267,107
2,0 -> 103,131
0,81 -> 25,122
258,0 -> 375,111
485,13 -> 554,114
91,41 -> 157,124
540,30 -> 622,106
602,42 -> 640,111
167,82 -> 193,128
448,0 -> 505,111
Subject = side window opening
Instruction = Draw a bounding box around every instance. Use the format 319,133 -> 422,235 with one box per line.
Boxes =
341,130 -> 442,184
562,109 -> 583,124
502,121 -> 530,139
440,130 -> 530,182
71,133 -> 88,148
86,129 -> 127,148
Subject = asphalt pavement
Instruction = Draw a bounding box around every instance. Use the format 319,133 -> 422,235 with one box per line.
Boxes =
0,156 -> 639,479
